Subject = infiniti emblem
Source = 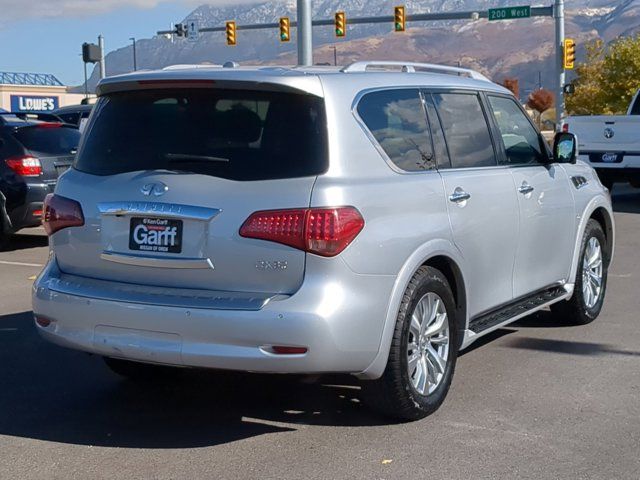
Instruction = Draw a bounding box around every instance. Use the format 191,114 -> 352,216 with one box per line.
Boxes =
604,127 -> 615,139
141,182 -> 169,197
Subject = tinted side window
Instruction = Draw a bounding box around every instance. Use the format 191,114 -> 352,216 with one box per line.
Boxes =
488,95 -> 545,166
357,89 -> 434,172
424,94 -> 451,169
432,93 -> 495,169
630,94 -> 640,115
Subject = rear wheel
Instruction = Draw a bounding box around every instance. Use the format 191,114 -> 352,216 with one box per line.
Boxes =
551,219 -> 608,325
362,266 -> 458,421
0,217 -> 9,251
103,357 -> 181,381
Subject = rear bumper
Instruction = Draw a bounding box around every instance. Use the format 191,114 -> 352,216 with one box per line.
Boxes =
32,256 -> 396,378
579,153 -> 640,181
594,168 -> 640,182
7,182 -> 52,230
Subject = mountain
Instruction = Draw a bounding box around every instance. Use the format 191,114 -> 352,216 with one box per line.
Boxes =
83,0 -> 640,98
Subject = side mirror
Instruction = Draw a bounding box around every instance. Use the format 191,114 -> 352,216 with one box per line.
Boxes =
553,132 -> 578,164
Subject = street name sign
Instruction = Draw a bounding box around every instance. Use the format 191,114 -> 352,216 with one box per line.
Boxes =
488,6 -> 531,21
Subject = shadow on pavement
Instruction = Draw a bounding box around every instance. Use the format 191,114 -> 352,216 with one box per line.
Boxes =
503,336 -> 640,357
2,232 -> 48,252
0,311 -> 387,450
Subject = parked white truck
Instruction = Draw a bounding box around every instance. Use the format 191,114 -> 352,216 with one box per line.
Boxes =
564,90 -> 640,190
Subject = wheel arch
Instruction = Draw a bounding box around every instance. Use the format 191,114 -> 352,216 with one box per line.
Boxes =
423,255 -> 467,348
356,240 -> 468,380
589,206 -> 614,267
568,196 -> 615,284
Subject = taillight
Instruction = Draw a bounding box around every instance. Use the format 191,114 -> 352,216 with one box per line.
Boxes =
5,156 -> 42,176
43,194 -> 84,236
562,123 -> 569,133
240,206 -> 364,257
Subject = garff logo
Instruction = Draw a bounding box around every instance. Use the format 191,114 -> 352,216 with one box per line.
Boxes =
141,182 -> 168,197
130,218 -> 181,253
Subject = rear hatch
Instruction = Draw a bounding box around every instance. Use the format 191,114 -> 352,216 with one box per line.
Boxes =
53,85 -> 328,294
12,124 -> 79,183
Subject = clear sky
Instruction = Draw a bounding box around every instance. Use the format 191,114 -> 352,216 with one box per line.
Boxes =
0,1 -> 226,86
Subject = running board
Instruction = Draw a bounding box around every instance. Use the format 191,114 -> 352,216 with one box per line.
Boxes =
469,286 -> 567,334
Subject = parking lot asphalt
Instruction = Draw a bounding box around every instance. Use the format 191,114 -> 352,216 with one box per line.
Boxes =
1,187 -> 639,480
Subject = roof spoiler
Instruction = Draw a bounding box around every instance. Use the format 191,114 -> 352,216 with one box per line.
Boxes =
0,112 -> 63,123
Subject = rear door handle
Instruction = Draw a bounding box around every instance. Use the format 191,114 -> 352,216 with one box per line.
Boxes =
518,183 -> 535,195
449,188 -> 471,203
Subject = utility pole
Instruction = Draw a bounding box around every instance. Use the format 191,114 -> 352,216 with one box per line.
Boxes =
332,46 -> 337,66
297,0 -> 313,66
554,0 -> 565,130
98,35 -> 106,79
83,62 -> 88,100
538,71 -> 542,90
130,37 -> 137,71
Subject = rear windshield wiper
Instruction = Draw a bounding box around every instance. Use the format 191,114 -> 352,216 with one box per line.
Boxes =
164,153 -> 229,163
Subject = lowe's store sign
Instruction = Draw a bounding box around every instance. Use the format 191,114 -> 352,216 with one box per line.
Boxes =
10,95 -> 59,113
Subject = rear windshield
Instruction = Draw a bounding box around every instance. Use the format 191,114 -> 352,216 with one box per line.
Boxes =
75,88 -> 328,181
13,126 -> 80,155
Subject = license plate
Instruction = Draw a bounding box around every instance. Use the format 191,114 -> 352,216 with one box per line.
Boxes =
129,217 -> 183,253
590,152 -> 623,163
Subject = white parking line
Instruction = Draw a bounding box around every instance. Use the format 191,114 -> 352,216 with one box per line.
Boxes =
0,260 -> 43,268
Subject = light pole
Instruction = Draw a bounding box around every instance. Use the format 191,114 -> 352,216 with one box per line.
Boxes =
98,35 -> 106,79
332,46 -> 337,66
554,0 -> 565,130
130,37 -> 137,71
297,0 -> 312,66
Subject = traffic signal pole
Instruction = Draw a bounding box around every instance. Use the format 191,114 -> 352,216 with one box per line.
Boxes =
554,0 -> 565,130
297,0 -> 313,66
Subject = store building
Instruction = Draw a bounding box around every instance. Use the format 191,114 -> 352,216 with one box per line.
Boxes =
0,72 -> 90,113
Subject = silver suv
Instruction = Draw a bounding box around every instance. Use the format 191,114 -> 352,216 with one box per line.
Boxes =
34,62 -> 614,420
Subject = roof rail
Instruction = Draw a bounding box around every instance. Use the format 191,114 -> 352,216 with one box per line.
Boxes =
162,64 -> 222,71
340,61 -> 490,82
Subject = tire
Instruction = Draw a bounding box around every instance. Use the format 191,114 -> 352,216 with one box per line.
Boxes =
362,266 -> 459,421
0,217 -> 9,252
600,176 -> 614,192
103,356 -> 181,381
551,219 -> 608,325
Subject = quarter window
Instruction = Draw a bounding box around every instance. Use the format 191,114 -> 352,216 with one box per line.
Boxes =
488,95 -> 546,165
432,93 -> 495,169
357,89 -> 434,172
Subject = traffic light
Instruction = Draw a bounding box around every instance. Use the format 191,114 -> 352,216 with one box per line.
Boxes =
394,6 -> 406,32
279,17 -> 290,42
335,11 -> 346,38
175,23 -> 186,37
226,21 -> 237,46
563,38 -> 576,69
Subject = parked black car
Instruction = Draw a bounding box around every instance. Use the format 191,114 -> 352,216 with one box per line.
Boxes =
0,113 -> 81,248
52,104 -> 93,131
